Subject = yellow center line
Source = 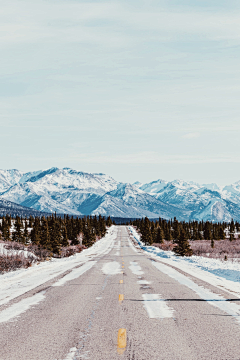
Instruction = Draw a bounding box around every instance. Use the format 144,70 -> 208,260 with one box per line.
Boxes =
119,294 -> 124,302
117,328 -> 127,355
120,280 -> 123,284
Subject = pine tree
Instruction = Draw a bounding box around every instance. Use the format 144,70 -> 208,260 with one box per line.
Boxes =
40,217 -> 52,251
219,226 -> 225,240
2,217 -> 11,241
229,233 -> 234,242
173,218 -> 180,241
61,225 -> 69,247
30,217 -> 41,245
106,216 -> 112,227
12,216 -> 23,243
50,220 -> 61,255
165,228 -> 172,241
204,222 -> 212,240
173,228 -> 193,257
155,227 -> 164,244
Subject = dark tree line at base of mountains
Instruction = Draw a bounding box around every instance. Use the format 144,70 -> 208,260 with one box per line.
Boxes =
131,217 -> 240,257
0,214 -> 113,256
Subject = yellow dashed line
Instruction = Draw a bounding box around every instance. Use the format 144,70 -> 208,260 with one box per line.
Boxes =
120,280 -> 123,284
117,328 -> 127,354
119,294 -> 124,302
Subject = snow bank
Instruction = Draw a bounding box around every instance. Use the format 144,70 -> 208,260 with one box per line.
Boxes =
129,226 -> 240,297
0,226 -> 117,307
0,243 -> 36,259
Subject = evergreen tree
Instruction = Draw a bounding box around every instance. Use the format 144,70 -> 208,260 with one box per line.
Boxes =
2,217 -> 11,241
106,216 -> 112,227
229,233 -> 234,242
40,217 -> 52,251
61,225 -> 69,247
204,222 -> 212,240
173,228 -> 193,257
12,216 -> 23,243
50,219 -> 61,254
30,217 -> 41,245
155,227 -> 164,244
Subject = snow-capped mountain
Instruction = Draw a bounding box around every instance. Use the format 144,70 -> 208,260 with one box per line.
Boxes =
138,179 -> 240,222
1,167 -> 240,221
0,198 -> 52,217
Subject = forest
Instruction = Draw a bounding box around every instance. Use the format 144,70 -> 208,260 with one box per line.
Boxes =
131,217 -> 240,258
0,214 -> 113,272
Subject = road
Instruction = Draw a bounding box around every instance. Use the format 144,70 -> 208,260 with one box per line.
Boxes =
1,226 -> 240,359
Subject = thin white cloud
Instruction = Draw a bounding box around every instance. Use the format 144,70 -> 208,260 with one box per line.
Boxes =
61,152 -> 240,165
182,132 -> 200,139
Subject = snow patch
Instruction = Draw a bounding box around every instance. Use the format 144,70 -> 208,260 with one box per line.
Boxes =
63,347 -> 77,360
0,291 -> 45,323
102,261 -> 121,275
53,262 -> 97,287
142,294 -> 174,319
138,280 -> 151,285
152,261 -> 240,324
0,226 -> 117,307
129,226 -> 240,297
129,261 -> 144,275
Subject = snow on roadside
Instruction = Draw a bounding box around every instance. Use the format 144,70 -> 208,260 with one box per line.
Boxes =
0,243 -> 37,259
53,261 -> 97,287
129,226 -> 240,297
0,226 -> 117,307
0,291 -> 46,324
152,261 -> 240,324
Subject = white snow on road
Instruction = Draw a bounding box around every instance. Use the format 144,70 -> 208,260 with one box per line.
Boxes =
152,261 -> 240,324
142,294 -> 174,319
0,291 -> 46,324
53,261 -> 97,287
63,347 -> 78,360
0,226 -> 117,307
129,261 -> 144,276
129,226 -> 240,297
138,280 -> 151,285
102,261 -> 121,275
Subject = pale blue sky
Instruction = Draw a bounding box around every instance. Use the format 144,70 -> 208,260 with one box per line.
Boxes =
1,0 -> 240,185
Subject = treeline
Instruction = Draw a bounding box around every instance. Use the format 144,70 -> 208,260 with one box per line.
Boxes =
131,217 -> 240,256
0,214 -> 113,255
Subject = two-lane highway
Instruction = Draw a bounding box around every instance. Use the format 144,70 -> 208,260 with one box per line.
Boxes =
1,226 -> 240,359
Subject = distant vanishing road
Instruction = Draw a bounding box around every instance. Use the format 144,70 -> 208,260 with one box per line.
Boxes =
1,226 -> 240,360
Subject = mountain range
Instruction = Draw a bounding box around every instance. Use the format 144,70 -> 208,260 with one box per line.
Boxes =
0,167 -> 240,222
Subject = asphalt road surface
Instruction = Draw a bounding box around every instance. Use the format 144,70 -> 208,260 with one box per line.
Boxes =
1,226 -> 240,360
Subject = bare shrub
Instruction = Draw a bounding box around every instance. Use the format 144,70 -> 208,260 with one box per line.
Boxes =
60,245 -> 84,257
190,239 -> 240,261
4,241 -> 25,251
153,242 -> 175,251
0,254 -> 35,273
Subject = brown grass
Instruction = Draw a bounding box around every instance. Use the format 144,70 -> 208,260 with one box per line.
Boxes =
153,242 -> 175,251
154,239 -> 240,261
189,239 -> 240,261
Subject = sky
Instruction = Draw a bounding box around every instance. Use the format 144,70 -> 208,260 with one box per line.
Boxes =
1,0 -> 240,185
